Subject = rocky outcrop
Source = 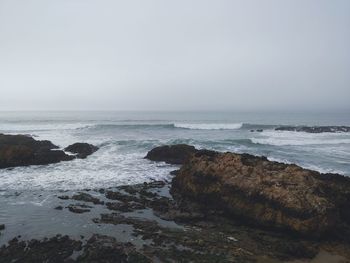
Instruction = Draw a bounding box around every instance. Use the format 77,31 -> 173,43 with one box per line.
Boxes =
2,179 -> 350,262
170,149 -> 350,237
145,144 -> 197,164
0,134 -> 74,169
0,134 -> 99,169
275,126 -> 350,133
64,143 -> 98,159
0,234 -> 150,263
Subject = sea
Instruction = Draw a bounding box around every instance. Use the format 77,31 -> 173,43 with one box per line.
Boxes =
0,110 -> 349,244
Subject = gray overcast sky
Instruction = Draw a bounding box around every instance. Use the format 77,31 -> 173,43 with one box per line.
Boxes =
0,0 -> 349,111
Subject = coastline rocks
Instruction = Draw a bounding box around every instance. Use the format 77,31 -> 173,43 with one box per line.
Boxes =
0,134 -> 74,169
64,143 -> 98,159
275,126 -> 350,133
0,235 -> 82,262
145,144 -> 197,164
77,234 -> 151,263
0,234 -> 149,263
71,192 -> 104,205
67,204 -> 92,214
166,146 -> 350,237
0,134 -> 99,169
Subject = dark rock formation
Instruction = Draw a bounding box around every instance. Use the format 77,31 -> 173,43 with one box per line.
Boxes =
0,224 -> 4,230
0,134 -> 74,169
145,144 -> 197,164
0,235 -> 82,262
71,192 -> 104,205
170,148 -> 350,237
67,204 -> 92,214
77,234 -> 151,263
0,234 -> 150,263
64,143 -> 99,159
0,134 -> 99,169
275,126 -> 350,133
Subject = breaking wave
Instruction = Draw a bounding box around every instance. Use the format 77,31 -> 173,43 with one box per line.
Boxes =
251,131 -> 350,146
174,123 -> 243,130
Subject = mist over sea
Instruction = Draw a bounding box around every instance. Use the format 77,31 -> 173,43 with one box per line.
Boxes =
0,111 -> 349,191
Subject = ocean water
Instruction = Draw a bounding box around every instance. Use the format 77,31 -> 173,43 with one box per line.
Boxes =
0,111 -> 350,191
0,110 -> 350,245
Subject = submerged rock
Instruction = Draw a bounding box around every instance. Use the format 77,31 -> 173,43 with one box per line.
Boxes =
71,192 -> 104,205
64,143 -> 99,159
170,148 -> 350,237
0,134 -> 74,169
145,144 -> 197,164
67,204 -> 92,214
275,126 -> 350,133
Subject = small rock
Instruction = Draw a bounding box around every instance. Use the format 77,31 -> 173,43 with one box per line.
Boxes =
64,143 -> 99,159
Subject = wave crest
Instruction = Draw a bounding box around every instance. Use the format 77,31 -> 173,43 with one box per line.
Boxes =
174,123 -> 243,130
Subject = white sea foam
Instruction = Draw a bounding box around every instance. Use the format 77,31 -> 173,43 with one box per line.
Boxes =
0,145 -> 175,191
174,123 -> 243,130
251,131 -> 350,146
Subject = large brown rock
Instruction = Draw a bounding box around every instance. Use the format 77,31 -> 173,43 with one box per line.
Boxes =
170,147 -> 350,237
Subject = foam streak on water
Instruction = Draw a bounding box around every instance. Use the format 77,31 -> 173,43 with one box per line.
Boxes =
174,123 -> 243,130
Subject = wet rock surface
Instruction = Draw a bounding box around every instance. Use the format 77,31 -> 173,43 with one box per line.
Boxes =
0,134 -> 74,169
64,143 -> 99,159
67,204 -> 92,214
0,134 -> 99,169
0,234 -> 150,263
171,148 -> 350,237
275,125 -> 350,133
0,235 -> 82,263
71,192 -> 104,205
1,180 -> 350,262
78,234 -> 151,263
144,144 -> 197,164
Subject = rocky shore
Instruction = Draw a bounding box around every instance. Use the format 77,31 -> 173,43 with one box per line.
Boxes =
0,134 -> 98,169
169,148 -> 350,238
1,141 -> 350,262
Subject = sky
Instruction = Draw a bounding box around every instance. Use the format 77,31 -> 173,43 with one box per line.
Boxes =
0,0 -> 349,111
